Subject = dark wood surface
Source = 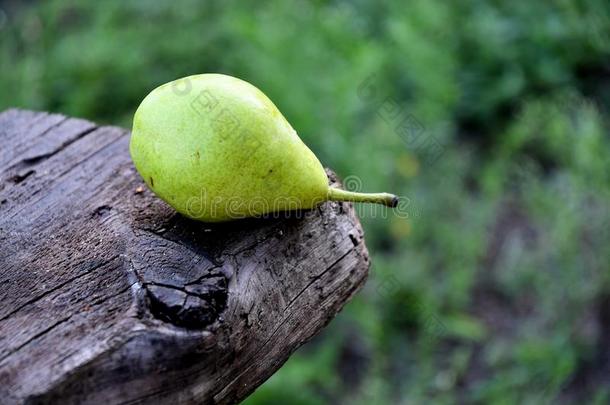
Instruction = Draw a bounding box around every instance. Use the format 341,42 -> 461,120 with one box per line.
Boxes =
0,109 -> 370,404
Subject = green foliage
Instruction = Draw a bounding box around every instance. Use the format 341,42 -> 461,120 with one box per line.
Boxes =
2,0 -> 610,403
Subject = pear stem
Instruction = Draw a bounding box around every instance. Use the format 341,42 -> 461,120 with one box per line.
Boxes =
327,186 -> 399,207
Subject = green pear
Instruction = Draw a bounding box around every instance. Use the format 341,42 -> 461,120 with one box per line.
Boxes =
130,73 -> 398,222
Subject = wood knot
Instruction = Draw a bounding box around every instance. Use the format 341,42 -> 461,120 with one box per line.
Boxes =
129,231 -> 230,329
144,271 -> 228,329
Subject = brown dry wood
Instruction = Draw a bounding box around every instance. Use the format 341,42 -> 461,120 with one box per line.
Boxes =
0,109 -> 370,404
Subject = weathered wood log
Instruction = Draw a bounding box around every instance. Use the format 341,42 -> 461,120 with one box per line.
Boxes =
0,109 -> 370,404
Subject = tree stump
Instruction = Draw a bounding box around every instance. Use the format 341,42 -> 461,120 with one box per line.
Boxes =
0,109 -> 370,404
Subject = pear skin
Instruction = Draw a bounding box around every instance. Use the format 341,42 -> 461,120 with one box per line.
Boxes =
130,74 -> 397,222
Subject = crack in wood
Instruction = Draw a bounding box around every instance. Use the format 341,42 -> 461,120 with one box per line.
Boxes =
0,315 -> 73,363
8,169 -> 35,184
284,247 -> 355,312
0,255 -> 120,321
8,124 -> 97,172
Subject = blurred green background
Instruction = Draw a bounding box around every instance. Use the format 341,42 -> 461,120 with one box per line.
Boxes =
2,0 -> 610,403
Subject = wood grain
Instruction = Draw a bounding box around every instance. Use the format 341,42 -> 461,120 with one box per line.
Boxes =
0,109 -> 370,404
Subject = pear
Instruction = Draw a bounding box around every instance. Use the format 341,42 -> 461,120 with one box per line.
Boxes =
130,73 -> 398,222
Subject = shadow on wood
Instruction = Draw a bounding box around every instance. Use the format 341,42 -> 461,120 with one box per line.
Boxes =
0,109 -> 370,404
